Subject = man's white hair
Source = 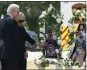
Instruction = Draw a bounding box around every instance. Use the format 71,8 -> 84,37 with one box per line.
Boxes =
7,4 -> 19,14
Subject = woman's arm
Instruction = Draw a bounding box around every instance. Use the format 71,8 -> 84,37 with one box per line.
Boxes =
22,27 -> 36,45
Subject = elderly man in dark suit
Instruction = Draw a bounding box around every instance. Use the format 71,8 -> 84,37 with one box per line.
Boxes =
0,4 -> 21,70
1,4 -> 20,70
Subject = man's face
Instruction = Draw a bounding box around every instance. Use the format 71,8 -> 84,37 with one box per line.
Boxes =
12,9 -> 19,19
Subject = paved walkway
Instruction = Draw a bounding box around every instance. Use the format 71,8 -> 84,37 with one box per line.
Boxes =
0,51 -> 86,70
27,51 -> 86,70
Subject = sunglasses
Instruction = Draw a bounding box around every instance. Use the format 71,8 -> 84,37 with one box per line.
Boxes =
18,20 -> 24,23
18,11 -> 19,14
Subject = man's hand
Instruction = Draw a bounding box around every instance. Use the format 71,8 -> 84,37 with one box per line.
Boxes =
24,52 -> 28,59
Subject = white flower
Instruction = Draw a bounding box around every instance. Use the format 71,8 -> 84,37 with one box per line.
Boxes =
69,28 -> 73,33
68,23 -> 73,33
53,60 -> 58,63
59,15 -> 63,19
57,14 -> 59,17
39,33 -> 44,38
55,49 -> 59,54
52,14 -> 55,18
57,39 -> 61,46
68,60 -> 73,66
40,28 -> 45,33
38,22 -> 41,25
58,37 -> 61,40
56,18 -> 62,23
82,10 -> 85,14
39,11 -> 47,18
81,13 -> 85,18
52,14 -> 56,18
62,50 -> 70,59
75,10 -> 81,14
47,4 -> 53,12
41,40 -> 44,42
68,23 -> 73,28
60,14 -> 64,19
52,14 -> 57,19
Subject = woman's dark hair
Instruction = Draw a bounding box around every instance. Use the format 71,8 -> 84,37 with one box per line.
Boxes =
77,24 -> 84,32
82,18 -> 86,22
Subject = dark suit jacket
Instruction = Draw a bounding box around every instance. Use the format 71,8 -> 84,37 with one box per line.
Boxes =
18,26 -> 36,55
1,15 -> 23,59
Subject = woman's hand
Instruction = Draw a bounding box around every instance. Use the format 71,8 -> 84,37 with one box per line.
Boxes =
24,52 -> 28,59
